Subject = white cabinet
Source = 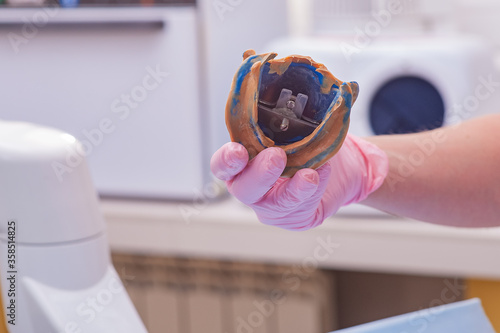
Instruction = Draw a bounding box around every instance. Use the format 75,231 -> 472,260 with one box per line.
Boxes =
0,6 -> 205,199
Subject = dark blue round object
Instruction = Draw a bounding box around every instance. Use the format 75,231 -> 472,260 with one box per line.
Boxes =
369,76 -> 445,135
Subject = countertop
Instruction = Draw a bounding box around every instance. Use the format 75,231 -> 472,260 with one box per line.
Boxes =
102,197 -> 500,279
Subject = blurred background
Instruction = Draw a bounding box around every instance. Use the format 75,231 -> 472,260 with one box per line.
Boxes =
1,0 -> 500,332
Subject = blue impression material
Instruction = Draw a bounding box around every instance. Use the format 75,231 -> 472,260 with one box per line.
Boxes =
257,62 -> 338,144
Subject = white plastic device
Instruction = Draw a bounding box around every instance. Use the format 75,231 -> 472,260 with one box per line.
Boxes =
0,121 -> 147,332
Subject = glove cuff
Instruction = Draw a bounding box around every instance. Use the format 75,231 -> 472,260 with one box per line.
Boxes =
344,134 -> 389,205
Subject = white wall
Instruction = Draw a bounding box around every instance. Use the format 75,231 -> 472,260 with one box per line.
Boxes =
454,0 -> 500,51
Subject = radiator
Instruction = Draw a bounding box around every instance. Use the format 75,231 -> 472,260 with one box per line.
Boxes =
112,253 -> 338,333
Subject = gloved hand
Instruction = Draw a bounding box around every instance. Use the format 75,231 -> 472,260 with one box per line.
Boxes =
210,134 -> 389,231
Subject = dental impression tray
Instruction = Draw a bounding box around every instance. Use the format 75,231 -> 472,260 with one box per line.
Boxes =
225,50 -> 359,177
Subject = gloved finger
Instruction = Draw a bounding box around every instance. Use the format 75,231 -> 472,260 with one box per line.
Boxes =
230,147 -> 286,205
314,161 -> 347,220
210,142 -> 249,181
272,168 -> 320,210
260,168 -> 326,230
310,162 -> 332,201
255,165 -> 330,230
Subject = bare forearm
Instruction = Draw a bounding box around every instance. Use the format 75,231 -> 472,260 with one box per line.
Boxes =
362,114 -> 500,227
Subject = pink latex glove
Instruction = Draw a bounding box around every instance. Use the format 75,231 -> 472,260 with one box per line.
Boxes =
210,134 -> 389,231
